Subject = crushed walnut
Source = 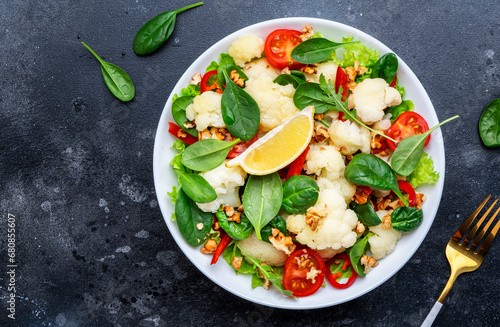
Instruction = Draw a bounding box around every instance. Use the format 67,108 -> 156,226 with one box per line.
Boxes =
354,221 -> 366,234
281,67 -> 291,75
312,124 -> 329,144
177,129 -> 187,139
269,228 -> 296,255
314,113 -> 324,121
200,239 -> 217,254
183,121 -> 196,129
344,60 -> 369,90
306,266 -> 322,284
382,214 -> 392,229
305,205 -> 328,231
230,70 -> 245,87
300,66 -> 317,75
415,193 -> 426,210
360,254 -> 378,274
196,223 -> 204,230
189,72 -> 202,85
198,127 -> 234,141
222,205 -> 241,223
300,24 -> 314,41
352,186 -> 370,205
232,256 -> 243,270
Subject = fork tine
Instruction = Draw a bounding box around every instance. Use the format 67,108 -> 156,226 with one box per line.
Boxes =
476,206 -> 500,256
463,198 -> 498,246
471,203 -> 500,250
452,195 -> 491,242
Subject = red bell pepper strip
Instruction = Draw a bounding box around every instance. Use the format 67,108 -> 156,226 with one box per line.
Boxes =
397,180 -> 417,207
168,122 -> 198,145
326,253 -> 358,289
390,74 -> 397,88
334,66 -> 348,100
286,145 -> 310,179
210,233 -> 232,265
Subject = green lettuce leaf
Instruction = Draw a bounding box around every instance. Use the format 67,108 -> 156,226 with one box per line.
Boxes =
408,152 -> 439,188
336,37 -> 379,68
386,99 -> 414,123
167,186 -> 179,221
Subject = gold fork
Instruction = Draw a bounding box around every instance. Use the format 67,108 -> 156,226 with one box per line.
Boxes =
421,195 -> 500,327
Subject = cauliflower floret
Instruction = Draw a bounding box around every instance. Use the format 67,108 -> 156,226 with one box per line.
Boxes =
349,78 -> 402,124
243,58 -> 280,80
316,177 -> 356,204
303,144 -> 345,180
237,232 -> 288,266
244,72 -> 299,132
185,92 -> 224,131
303,61 -> 338,83
328,119 -> 371,155
368,210 -> 402,260
196,161 -> 247,213
227,35 -> 264,67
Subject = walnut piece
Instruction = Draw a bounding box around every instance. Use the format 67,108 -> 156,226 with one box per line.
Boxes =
189,72 -> 202,85
360,254 -> 378,274
230,70 -> 245,87
415,193 -> 426,210
200,239 -> 217,254
269,228 -> 296,255
354,221 -> 366,234
382,214 -> 392,229
196,223 -> 204,230
300,66 -> 317,75
232,256 -> 243,270
222,205 -> 241,223
313,124 -> 329,144
183,121 -> 196,129
300,24 -> 314,41
352,186 -> 370,205
305,205 -> 328,231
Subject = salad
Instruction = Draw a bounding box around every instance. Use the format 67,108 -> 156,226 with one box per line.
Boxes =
165,23 -> 448,299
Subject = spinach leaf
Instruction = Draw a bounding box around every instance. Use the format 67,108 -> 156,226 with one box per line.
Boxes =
290,37 -> 359,64
180,138 -> 240,171
175,188 -> 213,246
281,175 -> 319,214
216,207 -> 253,240
221,70 -> 260,141
261,216 -> 288,244
479,98 -> 500,147
273,71 -> 306,88
81,42 -> 135,102
349,233 -> 372,277
174,169 -> 216,203
349,202 -> 382,227
391,206 -> 423,232
222,242 -> 255,274
172,96 -> 197,137
344,153 -> 409,206
293,82 -> 332,113
391,115 -> 459,176
370,53 -> 398,84
133,2 -> 204,55
385,99 -> 414,123
243,173 -> 283,240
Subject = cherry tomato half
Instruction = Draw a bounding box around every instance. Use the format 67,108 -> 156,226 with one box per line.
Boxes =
264,29 -> 304,70
283,249 -> 325,297
200,70 -> 223,94
386,111 -> 430,151
326,253 -> 358,289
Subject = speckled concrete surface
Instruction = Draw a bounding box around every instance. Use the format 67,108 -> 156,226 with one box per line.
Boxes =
1,1 -> 500,326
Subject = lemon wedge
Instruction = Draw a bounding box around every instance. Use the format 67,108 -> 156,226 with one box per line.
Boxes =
226,106 -> 314,175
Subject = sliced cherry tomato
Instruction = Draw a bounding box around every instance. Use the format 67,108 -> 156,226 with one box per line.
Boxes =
210,233 -> 231,265
386,111 -> 430,151
168,122 -> 198,145
283,249 -> 325,297
200,70 -> 223,94
326,253 -> 358,289
264,29 -> 304,70
286,146 -> 310,179
227,134 -> 258,159
397,180 -> 417,207
334,66 -> 348,99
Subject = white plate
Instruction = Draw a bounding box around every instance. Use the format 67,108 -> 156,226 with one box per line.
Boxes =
153,17 -> 444,309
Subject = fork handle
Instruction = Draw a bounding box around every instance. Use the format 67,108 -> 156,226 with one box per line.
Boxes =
421,301 -> 443,327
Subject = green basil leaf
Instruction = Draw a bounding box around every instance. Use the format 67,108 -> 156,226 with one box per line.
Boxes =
349,202 -> 382,227
293,82 -> 332,113
479,98 -> 500,147
391,115 -> 459,176
175,188 -> 213,246
385,99 -> 414,123
391,206 -> 423,232
221,70 -> 260,141
172,96 -> 197,137
180,138 -> 240,171
273,74 -> 305,88
260,216 -> 288,244
349,234 -> 371,277
216,207 -> 253,240
243,173 -> 283,240
81,42 -> 135,102
174,169 -> 216,203
291,38 -> 359,64
370,53 -> 398,84
133,2 -> 204,55
281,175 -> 319,214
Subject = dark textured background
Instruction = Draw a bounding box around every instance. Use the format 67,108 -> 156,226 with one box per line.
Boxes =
1,0 -> 500,326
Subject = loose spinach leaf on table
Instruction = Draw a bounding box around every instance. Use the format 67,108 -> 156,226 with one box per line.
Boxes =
175,188 -> 213,246
221,70 -> 260,141
349,202 -> 382,227
243,173 -> 283,240
344,153 -> 409,206
391,206 -> 423,232
133,2 -> 204,55
216,207 -> 253,240
281,175 -> 319,215
349,233 -> 373,277
479,98 -> 500,147
174,169 -> 216,203
180,138 -> 240,171
81,42 -> 135,102
391,115 -> 459,176
260,216 -> 288,244
290,37 -> 359,64
370,53 -> 398,84
172,96 -> 197,137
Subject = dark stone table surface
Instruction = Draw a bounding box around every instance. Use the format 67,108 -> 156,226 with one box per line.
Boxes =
2,1 -> 500,326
